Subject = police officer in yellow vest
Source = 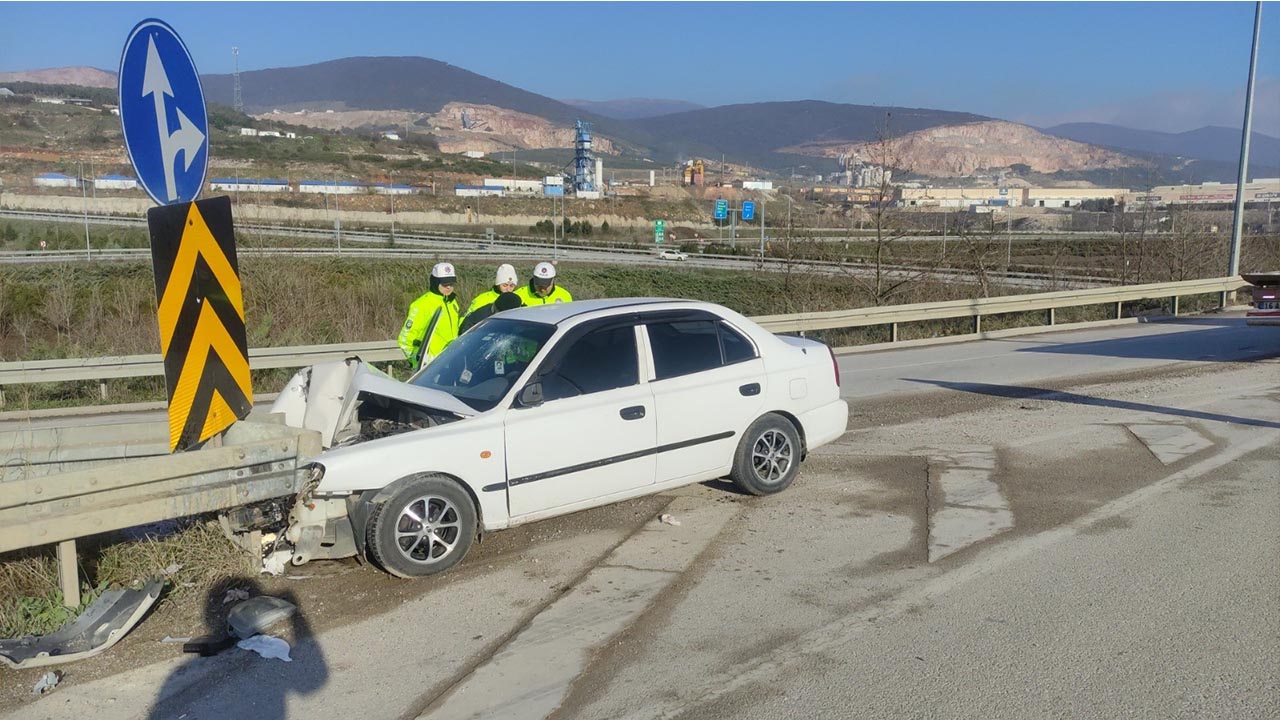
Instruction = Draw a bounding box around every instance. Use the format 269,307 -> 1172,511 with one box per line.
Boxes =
464,263 -> 520,319
398,262 -> 461,369
516,261 -> 573,305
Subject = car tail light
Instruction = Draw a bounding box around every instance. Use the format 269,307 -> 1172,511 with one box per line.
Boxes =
828,346 -> 841,388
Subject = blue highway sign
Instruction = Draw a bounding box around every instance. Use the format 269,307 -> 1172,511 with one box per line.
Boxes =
741,201 -> 755,221
714,199 -> 728,220
118,19 -> 209,206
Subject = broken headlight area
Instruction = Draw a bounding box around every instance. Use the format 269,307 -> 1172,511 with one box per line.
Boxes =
333,392 -> 462,447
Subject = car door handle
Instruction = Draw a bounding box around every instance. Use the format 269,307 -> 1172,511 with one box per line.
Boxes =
739,383 -> 761,396
620,405 -> 646,420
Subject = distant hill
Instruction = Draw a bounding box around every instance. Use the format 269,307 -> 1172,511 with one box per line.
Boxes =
198,56 -> 645,150
1044,123 -> 1280,167
0,66 -> 115,88
561,98 -> 705,120
630,100 -> 990,170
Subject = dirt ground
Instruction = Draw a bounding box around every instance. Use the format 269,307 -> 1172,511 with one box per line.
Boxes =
0,495 -> 669,711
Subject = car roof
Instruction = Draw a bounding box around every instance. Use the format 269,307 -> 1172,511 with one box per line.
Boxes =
499,297 -> 719,326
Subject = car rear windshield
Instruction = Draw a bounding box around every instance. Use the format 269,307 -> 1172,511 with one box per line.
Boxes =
410,318 -> 556,411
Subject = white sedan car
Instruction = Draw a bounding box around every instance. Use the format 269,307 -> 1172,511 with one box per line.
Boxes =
255,299 -> 848,578
657,249 -> 689,261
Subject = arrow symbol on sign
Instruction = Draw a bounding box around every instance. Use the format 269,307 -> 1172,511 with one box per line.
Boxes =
142,34 -> 205,202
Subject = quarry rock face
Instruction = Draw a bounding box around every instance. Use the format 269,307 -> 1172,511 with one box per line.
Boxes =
783,120 -> 1146,177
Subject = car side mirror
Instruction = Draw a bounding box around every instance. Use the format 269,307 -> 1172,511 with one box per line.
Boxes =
517,382 -> 544,408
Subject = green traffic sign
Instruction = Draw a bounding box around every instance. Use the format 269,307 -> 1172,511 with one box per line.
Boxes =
654,219 -> 665,244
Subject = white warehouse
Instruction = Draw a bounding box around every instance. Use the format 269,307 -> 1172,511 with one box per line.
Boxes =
33,172 -> 80,188
299,180 -> 366,195
94,175 -> 138,190
210,178 -> 291,193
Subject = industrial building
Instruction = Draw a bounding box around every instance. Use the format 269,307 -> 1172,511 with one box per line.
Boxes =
299,180 -> 366,195
32,172 -> 80,189
454,185 -> 505,198
94,175 -> 138,190
210,178 -> 290,193
899,186 -> 1127,209
483,178 -> 543,196
1121,180 -> 1280,207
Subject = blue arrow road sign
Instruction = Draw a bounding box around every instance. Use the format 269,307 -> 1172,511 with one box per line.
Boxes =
714,199 -> 728,220
118,19 -> 209,206
741,201 -> 755,221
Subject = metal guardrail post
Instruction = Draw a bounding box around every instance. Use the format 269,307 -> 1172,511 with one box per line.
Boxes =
57,539 -> 80,608
1048,308 -> 1056,326
974,315 -> 982,334
890,322 -> 898,343
1116,301 -> 1123,319
1172,296 -> 1180,316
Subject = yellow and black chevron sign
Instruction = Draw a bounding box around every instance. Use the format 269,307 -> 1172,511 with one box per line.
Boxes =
147,196 -> 253,452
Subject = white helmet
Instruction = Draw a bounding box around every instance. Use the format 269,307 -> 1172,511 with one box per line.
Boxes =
431,262 -> 457,282
532,261 -> 557,287
494,263 -> 518,286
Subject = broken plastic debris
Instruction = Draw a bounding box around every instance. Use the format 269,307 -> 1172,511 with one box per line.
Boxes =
659,514 -> 682,526
227,596 -> 297,640
160,636 -> 192,644
222,588 -> 250,605
261,550 -> 291,577
0,579 -> 163,669
161,563 -> 183,577
236,635 -> 292,662
32,670 -> 62,696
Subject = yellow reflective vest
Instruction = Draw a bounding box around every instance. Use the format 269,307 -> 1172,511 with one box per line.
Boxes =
515,284 -> 573,306
397,292 -> 460,368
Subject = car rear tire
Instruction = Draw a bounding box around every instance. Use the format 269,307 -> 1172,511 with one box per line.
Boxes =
366,474 -> 477,578
730,414 -> 801,496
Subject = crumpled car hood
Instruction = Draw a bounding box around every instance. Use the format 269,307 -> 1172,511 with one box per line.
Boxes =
271,359 -> 475,447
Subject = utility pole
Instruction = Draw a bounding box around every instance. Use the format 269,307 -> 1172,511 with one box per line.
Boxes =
1230,1 -> 1262,278
731,202 -> 737,249
759,200 -> 766,258
79,161 -> 90,259
389,171 -> 396,244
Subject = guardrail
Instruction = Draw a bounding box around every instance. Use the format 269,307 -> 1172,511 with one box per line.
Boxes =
751,276 -> 1250,340
1,419 -> 322,606
0,277 -> 1249,391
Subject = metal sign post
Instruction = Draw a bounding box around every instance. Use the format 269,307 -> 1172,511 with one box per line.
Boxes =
119,18 -> 251,451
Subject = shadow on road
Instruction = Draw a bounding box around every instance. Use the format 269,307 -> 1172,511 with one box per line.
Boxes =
905,379 -> 1280,430
1012,320 -> 1280,364
146,577 -> 328,720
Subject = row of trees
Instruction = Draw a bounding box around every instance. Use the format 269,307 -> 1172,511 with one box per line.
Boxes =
530,219 -> 611,236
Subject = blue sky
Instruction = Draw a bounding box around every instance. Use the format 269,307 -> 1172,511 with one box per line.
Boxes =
2,2 -> 1277,134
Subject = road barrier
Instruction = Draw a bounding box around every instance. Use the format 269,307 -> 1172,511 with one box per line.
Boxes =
1,419 -> 322,606
0,276 -> 1249,391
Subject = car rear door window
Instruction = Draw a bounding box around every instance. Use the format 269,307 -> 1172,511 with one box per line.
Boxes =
542,326 -> 639,400
719,322 -> 756,364
647,319 -> 758,380
647,320 -> 723,380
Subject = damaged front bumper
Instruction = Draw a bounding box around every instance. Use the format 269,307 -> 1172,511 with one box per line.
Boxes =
0,579 -> 163,669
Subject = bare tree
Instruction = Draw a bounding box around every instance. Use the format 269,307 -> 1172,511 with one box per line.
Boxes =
845,113 -> 938,306
952,213 -> 1005,298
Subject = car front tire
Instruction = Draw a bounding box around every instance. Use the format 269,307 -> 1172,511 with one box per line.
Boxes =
366,474 -> 477,578
730,413 -> 802,496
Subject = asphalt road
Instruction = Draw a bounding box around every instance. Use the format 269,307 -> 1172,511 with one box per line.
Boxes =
4,314 -> 1277,719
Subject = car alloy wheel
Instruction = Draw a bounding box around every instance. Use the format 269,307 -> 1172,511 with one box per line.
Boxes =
395,494 -> 462,565
750,429 -> 793,484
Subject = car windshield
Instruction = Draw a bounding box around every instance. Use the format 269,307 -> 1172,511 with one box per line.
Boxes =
408,318 -> 556,412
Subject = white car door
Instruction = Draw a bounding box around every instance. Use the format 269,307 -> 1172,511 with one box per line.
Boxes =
505,323 -> 656,517
643,315 -> 765,483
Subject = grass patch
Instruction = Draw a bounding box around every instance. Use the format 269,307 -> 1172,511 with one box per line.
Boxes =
0,518 -> 247,638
